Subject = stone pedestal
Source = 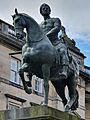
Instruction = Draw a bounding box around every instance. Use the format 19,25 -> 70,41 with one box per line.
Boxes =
0,106 -> 81,120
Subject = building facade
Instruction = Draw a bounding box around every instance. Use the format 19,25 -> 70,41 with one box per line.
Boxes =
0,19 -> 90,120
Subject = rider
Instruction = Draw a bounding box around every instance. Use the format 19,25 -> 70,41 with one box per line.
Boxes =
39,3 -> 69,79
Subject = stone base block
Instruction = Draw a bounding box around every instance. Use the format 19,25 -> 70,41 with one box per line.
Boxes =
0,106 -> 81,120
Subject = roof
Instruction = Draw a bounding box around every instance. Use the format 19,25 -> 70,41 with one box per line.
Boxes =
80,70 -> 90,83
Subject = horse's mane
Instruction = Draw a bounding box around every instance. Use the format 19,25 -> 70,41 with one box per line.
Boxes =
21,13 -> 39,26
19,13 -> 45,42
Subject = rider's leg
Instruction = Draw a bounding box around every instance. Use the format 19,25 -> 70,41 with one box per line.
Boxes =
59,48 -> 69,79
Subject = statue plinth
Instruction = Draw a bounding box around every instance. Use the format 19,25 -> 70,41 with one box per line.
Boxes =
0,106 -> 81,120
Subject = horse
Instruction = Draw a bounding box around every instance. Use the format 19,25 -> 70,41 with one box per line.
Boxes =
12,9 -> 79,112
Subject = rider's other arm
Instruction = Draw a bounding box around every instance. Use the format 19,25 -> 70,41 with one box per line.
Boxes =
46,18 -> 61,37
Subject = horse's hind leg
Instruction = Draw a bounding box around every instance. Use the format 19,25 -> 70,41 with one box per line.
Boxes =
41,64 -> 50,106
51,80 -> 67,106
65,76 -> 78,111
57,84 -> 67,106
70,89 -> 79,110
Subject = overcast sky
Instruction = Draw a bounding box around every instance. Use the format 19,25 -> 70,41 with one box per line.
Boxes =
0,0 -> 90,66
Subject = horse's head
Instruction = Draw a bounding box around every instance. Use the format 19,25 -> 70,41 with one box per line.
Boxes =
12,9 -> 26,39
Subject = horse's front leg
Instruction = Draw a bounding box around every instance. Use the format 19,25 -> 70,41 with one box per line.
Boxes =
19,63 -> 32,94
26,73 -> 32,87
41,64 -> 50,106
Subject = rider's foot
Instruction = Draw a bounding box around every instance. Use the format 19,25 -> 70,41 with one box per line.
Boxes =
59,65 -> 68,79
59,72 -> 67,79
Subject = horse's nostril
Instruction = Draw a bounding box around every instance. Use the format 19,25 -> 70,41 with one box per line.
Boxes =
16,33 -> 21,39
16,33 -> 24,39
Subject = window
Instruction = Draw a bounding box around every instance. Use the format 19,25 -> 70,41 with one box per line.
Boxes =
8,101 -> 20,109
10,57 -> 21,84
5,94 -> 26,110
8,26 -> 16,37
7,98 -> 23,110
33,76 -> 43,94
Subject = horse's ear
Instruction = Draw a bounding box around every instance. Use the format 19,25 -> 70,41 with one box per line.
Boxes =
15,8 -> 18,15
11,15 -> 15,20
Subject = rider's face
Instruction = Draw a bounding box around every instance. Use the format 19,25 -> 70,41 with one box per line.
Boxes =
41,5 -> 50,16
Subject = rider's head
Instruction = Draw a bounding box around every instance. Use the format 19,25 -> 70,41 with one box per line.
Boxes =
40,3 -> 51,16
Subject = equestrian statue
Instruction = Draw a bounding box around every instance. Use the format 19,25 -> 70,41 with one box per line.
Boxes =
12,7 -> 79,112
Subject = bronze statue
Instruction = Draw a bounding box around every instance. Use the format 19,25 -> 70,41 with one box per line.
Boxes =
60,25 -> 76,46
40,3 -> 69,79
12,8 -> 79,112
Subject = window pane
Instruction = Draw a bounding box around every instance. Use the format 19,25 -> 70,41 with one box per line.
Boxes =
38,79 -> 42,93
35,80 -> 38,90
9,103 -> 20,109
10,71 -> 16,82
11,59 -> 17,71
16,75 -> 20,84
10,57 -> 21,84
34,77 -> 42,93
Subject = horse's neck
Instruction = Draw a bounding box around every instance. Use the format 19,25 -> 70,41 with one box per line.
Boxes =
26,18 -> 44,42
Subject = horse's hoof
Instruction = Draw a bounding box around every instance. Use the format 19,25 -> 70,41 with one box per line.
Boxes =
65,104 -> 70,112
40,101 -> 47,106
25,89 -> 32,94
26,81 -> 32,87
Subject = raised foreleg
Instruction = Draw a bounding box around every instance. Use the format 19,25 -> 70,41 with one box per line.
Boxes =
19,63 -> 32,94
